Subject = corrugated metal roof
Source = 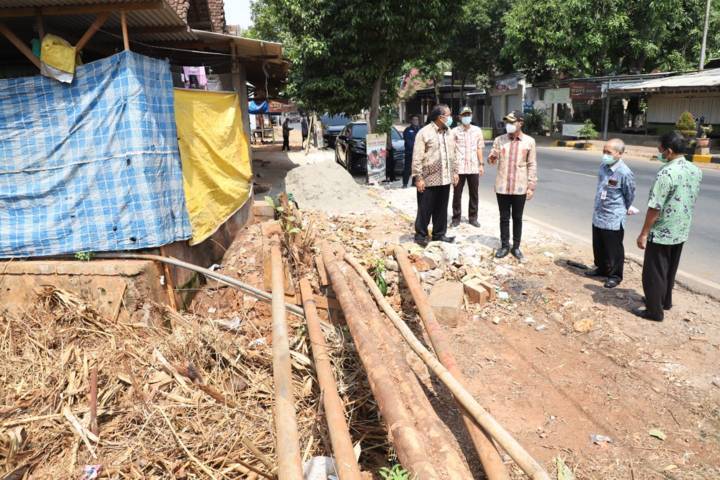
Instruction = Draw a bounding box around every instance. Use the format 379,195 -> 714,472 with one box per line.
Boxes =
610,68 -> 720,93
191,29 -> 283,60
0,0 -> 147,7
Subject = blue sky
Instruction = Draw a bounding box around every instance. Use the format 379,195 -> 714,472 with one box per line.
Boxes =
225,0 -> 253,29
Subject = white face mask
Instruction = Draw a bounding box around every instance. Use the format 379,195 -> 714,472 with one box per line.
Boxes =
505,123 -> 517,134
461,116 -> 472,125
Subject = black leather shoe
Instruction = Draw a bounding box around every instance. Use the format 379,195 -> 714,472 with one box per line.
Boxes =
495,247 -> 510,259
632,307 -> 663,321
414,236 -> 429,247
450,220 -> 460,228
584,269 -> 605,277
511,247 -> 524,261
604,278 -> 620,289
469,220 -> 481,228
432,235 -> 455,243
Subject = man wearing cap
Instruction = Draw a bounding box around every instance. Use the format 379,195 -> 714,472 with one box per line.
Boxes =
451,106 -> 484,228
488,111 -> 537,260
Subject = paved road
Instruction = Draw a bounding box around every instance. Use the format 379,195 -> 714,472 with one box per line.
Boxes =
474,147 -> 720,284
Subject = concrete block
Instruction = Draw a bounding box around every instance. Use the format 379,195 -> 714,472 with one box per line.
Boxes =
428,280 -> 464,327
253,201 -> 276,219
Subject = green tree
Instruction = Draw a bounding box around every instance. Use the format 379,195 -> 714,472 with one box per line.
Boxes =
249,0 -> 460,131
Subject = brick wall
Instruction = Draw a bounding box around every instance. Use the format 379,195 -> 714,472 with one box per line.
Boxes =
207,0 -> 226,33
169,0 -> 226,33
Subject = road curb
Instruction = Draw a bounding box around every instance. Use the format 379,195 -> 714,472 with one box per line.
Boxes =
524,214 -> 720,302
688,153 -> 720,164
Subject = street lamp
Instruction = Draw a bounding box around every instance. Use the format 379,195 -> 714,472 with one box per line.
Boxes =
700,0 -> 712,70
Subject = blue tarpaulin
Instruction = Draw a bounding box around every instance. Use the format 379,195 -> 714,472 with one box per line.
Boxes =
248,100 -> 268,114
0,51 -> 191,257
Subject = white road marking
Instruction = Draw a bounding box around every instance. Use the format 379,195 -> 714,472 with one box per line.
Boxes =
553,168 -> 596,178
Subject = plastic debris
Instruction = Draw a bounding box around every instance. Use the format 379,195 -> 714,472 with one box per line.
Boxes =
214,316 -> 243,332
543,251 -> 555,258
498,291 -> 510,301
535,324 -> 548,332
590,434 -> 613,444
649,428 -> 666,441
303,456 -> 338,480
81,465 -> 102,480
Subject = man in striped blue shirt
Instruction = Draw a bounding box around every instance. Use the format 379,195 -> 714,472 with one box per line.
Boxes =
585,139 -> 636,288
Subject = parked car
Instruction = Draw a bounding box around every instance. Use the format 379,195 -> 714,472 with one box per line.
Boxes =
335,121 -> 405,175
321,114 -> 351,147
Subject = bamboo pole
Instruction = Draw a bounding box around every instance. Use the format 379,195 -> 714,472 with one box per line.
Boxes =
344,252 -> 551,480
392,248 -> 509,480
299,279 -> 362,480
120,11 -> 129,51
270,239 -> 303,480
320,244 -> 440,479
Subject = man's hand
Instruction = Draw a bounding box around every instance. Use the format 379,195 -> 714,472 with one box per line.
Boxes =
416,177 -> 426,193
637,234 -> 648,250
479,165 -> 485,176
526,189 -> 535,200
488,152 -> 498,165
453,174 -> 459,186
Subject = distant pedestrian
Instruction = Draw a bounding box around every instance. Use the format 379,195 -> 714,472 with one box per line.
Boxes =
282,118 -> 293,151
451,106 -> 484,228
487,111 -> 537,261
585,139 -> 636,289
634,131 -> 702,321
412,104 -> 459,247
301,116 -> 309,146
402,115 -> 421,188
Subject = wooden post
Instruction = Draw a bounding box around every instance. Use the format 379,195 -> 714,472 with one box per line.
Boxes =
75,11 -> 110,52
159,246 -> 178,311
120,10 -> 129,51
271,238 -> 304,479
0,22 -> 41,69
35,15 -> 44,41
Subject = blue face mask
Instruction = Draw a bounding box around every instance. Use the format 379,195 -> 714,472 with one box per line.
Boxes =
657,152 -> 669,163
461,116 -> 472,125
602,154 -> 616,165
444,116 -> 453,128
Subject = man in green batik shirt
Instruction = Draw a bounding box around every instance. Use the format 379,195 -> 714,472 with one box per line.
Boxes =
634,131 -> 702,321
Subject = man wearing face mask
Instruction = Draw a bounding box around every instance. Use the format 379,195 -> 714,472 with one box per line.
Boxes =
403,115 -> 421,188
633,131 -> 702,321
412,104 -> 459,247
451,106 -> 484,228
488,111 -> 537,260
585,139 -> 636,289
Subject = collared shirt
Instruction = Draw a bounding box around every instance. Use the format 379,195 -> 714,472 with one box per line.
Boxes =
403,124 -> 420,157
592,160 -> 635,231
452,124 -> 484,175
412,122 -> 457,187
648,156 -> 702,245
489,132 -> 537,195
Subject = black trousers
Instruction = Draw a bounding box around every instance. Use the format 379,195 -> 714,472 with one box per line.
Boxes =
415,184 -> 450,240
403,153 -> 413,187
282,135 -> 290,151
496,193 -> 526,248
452,174 -> 480,222
386,153 -> 397,181
642,241 -> 684,321
592,225 -> 625,282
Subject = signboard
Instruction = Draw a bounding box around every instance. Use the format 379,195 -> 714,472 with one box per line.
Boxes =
544,87 -> 570,104
366,133 -> 387,184
495,77 -> 519,91
569,82 -> 602,100
562,123 -> 585,138
268,99 -> 295,114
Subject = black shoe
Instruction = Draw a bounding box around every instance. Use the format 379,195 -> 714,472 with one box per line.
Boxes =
450,220 -> 460,228
469,220 -> 481,228
632,307 -> 663,321
584,269 -> 605,277
604,278 -> 620,289
495,247 -> 510,259
432,235 -> 455,243
414,236 -> 429,247
511,247 -> 524,261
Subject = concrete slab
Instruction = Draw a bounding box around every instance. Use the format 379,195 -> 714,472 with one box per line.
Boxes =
428,280 -> 465,327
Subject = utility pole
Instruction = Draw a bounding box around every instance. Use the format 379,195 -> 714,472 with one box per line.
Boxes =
700,0 -> 712,70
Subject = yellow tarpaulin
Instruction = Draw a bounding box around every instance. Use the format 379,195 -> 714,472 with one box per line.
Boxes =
174,89 -> 252,245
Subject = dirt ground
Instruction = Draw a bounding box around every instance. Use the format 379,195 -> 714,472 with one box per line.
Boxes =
246,143 -> 720,478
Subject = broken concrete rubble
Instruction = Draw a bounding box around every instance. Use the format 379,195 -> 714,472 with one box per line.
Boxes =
428,280 -> 465,327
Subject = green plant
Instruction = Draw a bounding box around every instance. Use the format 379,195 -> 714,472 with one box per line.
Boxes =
379,464 -> 413,480
577,119 -> 599,140
676,111 -> 696,137
376,105 -> 396,135
523,108 -> 549,135
370,259 -> 388,296
74,252 -> 93,261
